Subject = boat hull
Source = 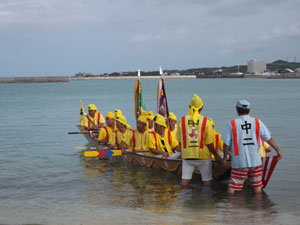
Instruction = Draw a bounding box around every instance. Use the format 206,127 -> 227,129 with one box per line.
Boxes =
117,152 -> 231,181
76,124 -> 100,145
76,124 -> 231,181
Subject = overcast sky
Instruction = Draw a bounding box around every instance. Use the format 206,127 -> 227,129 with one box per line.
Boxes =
0,0 -> 299,77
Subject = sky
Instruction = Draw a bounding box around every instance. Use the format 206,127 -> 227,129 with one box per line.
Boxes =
0,0 -> 299,77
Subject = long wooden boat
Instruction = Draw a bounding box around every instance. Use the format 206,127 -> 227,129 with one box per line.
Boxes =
77,124 -> 279,187
117,151 -> 231,181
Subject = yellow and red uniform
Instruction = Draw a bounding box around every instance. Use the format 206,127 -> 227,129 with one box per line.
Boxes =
109,129 -> 130,148
177,114 -> 214,159
98,125 -> 114,144
146,131 -> 173,157
122,129 -> 148,152
82,111 -> 105,129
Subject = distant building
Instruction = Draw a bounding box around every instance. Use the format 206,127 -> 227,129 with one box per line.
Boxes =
247,60 -> 266,74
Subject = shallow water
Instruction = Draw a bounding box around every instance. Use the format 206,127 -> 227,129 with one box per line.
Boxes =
0,78 -> 299,224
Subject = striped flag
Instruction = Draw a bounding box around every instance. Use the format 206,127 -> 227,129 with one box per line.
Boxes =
157,68 -> 170,129
134,69 -> 146,120
262,156 -> 279,188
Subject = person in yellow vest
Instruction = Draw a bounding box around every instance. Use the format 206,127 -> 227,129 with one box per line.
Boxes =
98,112 -> 115,144
108,114 -> 131,149
146,111 -> 154,131
208,118 -> 224,159
82,104 -> 105,131
147,114 -> 181,159
113,109 -> 122,131
121,115 -> 148,154
259,137 -> 272,157
176,94 -> 223,186
168,112 -> 180,152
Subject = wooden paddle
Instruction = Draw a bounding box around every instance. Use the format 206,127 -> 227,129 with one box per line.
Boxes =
75,146 -> 107,150
83,149 -> 149,157
68,131 -> 99,134
84,150 -> 122,157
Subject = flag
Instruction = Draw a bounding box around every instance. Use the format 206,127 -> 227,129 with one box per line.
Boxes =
157,68 -> 170,129
134,70 -> 146,120
261,156 -> 279,188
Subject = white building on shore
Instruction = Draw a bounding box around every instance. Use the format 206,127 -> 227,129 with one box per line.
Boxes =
247,60 -> 267,74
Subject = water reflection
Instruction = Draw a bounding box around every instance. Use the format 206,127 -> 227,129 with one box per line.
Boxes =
80,156 -> 277,224
220,190 -> 277,225
81,156 -> 182,210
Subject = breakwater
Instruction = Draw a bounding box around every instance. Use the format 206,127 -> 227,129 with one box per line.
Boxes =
70,75 -> 196,80
0,76 -> 69,83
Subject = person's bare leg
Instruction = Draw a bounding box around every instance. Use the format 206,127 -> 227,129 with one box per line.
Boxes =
227,187 -> 235,194
180,179 -> 191,187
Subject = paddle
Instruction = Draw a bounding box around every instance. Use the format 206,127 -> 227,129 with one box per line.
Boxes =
75,146 -> 107,150
83,150 -> 150,157
68,131 -> 99,134
84,150 -> 122,157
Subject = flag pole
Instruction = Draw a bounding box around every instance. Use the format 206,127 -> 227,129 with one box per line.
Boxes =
159,67 -> 171,130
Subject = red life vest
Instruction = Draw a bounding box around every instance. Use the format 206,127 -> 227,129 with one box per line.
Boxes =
231,117 -> 260,156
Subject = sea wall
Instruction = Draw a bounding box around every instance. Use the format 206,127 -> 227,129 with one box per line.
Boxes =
70,75 -> 196,80
0,76 -> 70,83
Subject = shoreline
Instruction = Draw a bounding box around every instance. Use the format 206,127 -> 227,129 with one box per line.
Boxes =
1,73 -> 300,83
70,75 -> 196,80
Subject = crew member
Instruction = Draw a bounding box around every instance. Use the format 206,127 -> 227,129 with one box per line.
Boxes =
82,104 -> 105,131
98,112 -> 115,144
121,115 -> 148,153
222,100 -> 283,194
109,114 -> 131,149
147,114 -> 180,159
168,112 -> 180,152
146,111 -> 155,131
176,94 -> 223,186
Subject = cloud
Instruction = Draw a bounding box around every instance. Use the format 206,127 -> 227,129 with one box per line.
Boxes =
0,0 -> 104,27
262,26 -> 282,40
288,23 -> 300,38
217,37 -> 237,46
130,33 -> 164,43
130,28 -> 190,43
262,23 -> 300,41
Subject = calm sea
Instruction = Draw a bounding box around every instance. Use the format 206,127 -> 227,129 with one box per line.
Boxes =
0,78 -> 299,225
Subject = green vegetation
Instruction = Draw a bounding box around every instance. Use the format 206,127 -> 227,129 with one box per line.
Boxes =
74,60 -> 300,77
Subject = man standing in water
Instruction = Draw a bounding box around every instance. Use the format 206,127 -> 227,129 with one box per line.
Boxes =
222,100 -> 283,194
177,94 -> 223,186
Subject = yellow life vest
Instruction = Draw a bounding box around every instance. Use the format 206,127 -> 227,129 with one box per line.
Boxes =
147,131 -> 173,157
179,114 -> 212,159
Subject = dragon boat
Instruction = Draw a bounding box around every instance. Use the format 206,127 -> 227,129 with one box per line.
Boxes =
76,124 -> 232,181
76,68 -> 279,187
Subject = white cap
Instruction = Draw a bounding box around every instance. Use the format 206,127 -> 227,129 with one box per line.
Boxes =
236,100 -> 250,109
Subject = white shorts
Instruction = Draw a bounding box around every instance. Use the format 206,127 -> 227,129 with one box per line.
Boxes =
182,159 -> 212,182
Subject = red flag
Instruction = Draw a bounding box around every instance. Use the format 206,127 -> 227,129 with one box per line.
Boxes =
262,156 -> 279,188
